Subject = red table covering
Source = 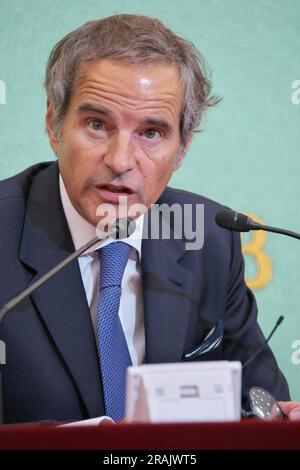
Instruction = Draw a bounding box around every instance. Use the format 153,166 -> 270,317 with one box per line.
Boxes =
0,420 -> 299,450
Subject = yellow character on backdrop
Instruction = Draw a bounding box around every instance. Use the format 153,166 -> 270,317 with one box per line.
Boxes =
241,214 -> 273,290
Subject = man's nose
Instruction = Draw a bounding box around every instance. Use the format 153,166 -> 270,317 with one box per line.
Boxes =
104,132 -> 135,175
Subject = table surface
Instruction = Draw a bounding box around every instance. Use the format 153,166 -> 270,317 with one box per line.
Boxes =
0,419 -> 300,450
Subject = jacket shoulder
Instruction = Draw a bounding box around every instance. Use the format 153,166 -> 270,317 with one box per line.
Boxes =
162,186 -> 230,213
160,186 -> 237,250
0,161 -> 55,201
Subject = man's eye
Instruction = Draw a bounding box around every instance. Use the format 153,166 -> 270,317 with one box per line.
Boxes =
143,129 -> 161,139
88,119 -> 104,131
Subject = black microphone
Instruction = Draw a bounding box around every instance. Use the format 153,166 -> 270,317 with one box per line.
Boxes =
240,315 -> 286,419
0,217 -> 136,320
102,216 -> 136,240
216,210 -> 300,240
242,315 -> 284,369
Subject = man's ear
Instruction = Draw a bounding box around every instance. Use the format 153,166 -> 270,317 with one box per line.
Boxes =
174,136 -> 192,170
45,99 -> 59,156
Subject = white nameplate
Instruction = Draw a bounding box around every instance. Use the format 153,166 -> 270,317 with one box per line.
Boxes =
125,361 -> 241,423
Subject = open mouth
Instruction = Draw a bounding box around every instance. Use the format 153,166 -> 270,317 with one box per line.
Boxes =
100,184 -> 133,194
95,184 -> 135,202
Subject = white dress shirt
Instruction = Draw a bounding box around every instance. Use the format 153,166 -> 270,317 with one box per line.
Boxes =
59,175 -> 145,366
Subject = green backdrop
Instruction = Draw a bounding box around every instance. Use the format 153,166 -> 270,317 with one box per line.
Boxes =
0,0 -> 299,399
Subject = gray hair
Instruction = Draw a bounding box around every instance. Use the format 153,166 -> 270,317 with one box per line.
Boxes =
44,14 -> 219,144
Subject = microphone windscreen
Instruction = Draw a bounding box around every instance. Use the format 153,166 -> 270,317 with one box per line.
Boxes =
215,210 -> 251,232
215,210 -> 236,230
111,217 -> 136,239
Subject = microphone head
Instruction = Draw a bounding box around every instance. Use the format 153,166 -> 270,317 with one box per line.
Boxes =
215,210 -> 251,232
109,217 -> 136,239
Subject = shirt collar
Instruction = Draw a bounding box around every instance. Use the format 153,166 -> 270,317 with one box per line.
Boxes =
59,174 -> 144,259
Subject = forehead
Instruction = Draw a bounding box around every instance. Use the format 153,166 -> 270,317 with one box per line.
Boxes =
70,59 -> 183,121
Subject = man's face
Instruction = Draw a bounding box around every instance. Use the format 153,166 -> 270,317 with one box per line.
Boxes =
46,59 -> 191,226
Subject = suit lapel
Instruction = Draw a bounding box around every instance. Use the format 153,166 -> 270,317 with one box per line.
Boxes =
19,162 -> 103,418
142,205 -> 194,364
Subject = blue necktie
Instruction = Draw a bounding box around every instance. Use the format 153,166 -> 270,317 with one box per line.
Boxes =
97,241 -> 133,421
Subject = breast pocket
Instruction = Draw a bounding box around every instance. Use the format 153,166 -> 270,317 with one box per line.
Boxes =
183,318 -> 224,361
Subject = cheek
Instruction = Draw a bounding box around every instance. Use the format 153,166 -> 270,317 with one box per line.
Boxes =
141,146 -> 177,174
154,156 -> 177,181
59,138 -> 91,175
58,152 -> 86,200
140,159 -> 175,201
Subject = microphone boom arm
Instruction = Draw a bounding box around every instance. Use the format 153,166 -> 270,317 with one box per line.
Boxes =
254,223 -> 300,241
0,236 -> 101,321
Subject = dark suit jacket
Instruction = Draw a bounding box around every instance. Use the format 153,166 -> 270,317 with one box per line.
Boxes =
0,162 -> 290,424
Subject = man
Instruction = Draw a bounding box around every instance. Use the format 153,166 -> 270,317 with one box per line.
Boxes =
0,14 -> 299,424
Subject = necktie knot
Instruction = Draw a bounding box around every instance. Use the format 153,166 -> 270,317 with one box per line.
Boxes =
98,241 -> 132,289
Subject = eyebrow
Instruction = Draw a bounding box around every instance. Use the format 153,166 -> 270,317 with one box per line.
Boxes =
78,103 -> 173,132
77,104 -> 112,117
141,118 -> 172,133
